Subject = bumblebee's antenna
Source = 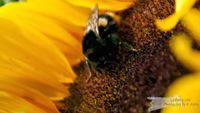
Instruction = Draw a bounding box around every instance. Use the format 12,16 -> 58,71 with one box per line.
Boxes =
86,4 -> 101,39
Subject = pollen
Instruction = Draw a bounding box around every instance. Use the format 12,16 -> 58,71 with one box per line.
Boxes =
98,18 -> 108,27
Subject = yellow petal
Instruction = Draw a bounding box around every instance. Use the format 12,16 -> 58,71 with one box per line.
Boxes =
0,0 -> 82,112
0,17 -> 75,100
181,8 -> 200,42
64,0 -> 133,11
0,77 -> 60,113
170,34 -> 200,71
156,0 -> 196,31
0,54 -> 69,100
0,91 -> 56,113
161,73 -> 200,113
175,0 -> 196,14
0,18 -> 76,83
155,13 -> 180,31
0,1 -> 90,27
0,1 -> 86,65
0,7 -> 84,65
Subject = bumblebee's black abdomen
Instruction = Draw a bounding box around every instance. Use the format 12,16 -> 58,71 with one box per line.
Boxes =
83,32 -> 120,69
82,30 -> 102,56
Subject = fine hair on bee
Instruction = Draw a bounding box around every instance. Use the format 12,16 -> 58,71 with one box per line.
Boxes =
82,4 -> 136,81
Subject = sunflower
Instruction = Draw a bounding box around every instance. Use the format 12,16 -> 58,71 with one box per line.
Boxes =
156,0 -> 200,113
0,0 -> 133,113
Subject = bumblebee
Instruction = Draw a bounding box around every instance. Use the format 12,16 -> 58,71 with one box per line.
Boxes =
82,5 -> 135,74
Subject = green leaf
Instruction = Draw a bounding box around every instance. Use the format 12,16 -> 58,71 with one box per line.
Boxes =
0,0 -> 21,6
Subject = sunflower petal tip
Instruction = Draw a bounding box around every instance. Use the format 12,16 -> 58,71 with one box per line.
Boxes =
155,13 -> 181,31
170,34 -> 191,52
155,19 -> 174,31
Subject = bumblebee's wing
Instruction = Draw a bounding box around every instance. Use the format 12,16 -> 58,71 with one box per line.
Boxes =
86,4 -> 101,39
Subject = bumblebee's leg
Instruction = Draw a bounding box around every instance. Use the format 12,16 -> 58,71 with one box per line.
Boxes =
85,57 -> 92,82
107,33 -> 137,52
95,66 -> 106,75
119,41 -> 138,52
